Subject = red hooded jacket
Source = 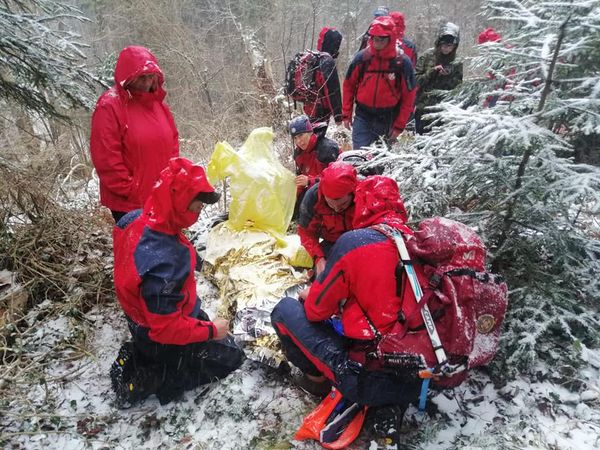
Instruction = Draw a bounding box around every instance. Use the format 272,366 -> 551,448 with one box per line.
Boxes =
343,17 -> 416,133
90,46 -> 179,212
297,163 -> 358,260
113,158 -> 217,346
304,176 -> 412,340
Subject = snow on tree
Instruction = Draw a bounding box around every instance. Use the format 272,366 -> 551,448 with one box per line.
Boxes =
385,0 -> 600,380
0,0 -> 101,120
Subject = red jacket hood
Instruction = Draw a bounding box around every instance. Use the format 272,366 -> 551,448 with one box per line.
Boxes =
367,17 -> 398,59
318,162 -> 357,198
114,46 -> 166,100
478,27 -> 501,44
352,176 -> 410,232
142,157 -> 215,234
389,12 -> 406,39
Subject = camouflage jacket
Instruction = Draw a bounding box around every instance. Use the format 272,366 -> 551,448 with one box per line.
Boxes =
415,48 -> 463,113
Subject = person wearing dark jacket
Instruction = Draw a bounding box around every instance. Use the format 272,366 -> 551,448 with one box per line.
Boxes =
298,163 -> 359,277
90,46 -> 180,223
415,22 -> 463,134
290,115 -> 339,217
271,176 -> 419,407
302,27 -> 344,126
343,17 -> 416,149
110,157 -> 244,406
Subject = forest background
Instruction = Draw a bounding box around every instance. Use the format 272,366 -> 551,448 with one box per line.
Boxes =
1,0 -> 600,448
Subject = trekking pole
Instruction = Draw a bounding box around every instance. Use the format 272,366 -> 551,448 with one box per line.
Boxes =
281,45 -> 296,152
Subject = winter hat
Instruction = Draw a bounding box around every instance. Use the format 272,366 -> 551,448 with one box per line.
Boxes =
478,27 -> 501,44
319,162 -> 358,199
317,27 -> 343,59
368,16 -> 395,38
389,12 -> 406,38
373,6 -> 390,17
352,176 -> 409,231
289,115 -> 313,137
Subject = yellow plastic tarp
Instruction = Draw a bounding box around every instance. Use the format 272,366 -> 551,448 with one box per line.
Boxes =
207,127 -> 296,243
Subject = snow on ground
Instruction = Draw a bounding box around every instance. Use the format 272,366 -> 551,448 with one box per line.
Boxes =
2,271 -> 599,450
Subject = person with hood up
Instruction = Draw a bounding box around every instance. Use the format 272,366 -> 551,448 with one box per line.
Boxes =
343,16 -> 416,149
109,157 -> 245,406
415,22 -> 463,134
271,176 -> 418,408
289,115 -> 340,218
357,5 -> 391,51
302,27 -> 344,126
90,46 -> 180,223
389,11 -> 417,67
298,162 -> 361,277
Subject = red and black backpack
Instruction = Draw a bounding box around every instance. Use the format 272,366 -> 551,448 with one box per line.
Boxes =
285,50 -> 323,103
366,218 -> 508,388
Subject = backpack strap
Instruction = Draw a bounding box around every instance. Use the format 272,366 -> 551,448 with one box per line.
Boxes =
371,224 -> 451,372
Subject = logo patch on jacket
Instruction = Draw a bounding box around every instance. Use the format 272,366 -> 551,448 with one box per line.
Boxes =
388,73 -> 396,81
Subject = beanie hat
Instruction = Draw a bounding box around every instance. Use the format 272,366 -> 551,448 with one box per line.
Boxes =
319,162 -> 358,199
289,115 -> 313,137
373,6 -> 390,17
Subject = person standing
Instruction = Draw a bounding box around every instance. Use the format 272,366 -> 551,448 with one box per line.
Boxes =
302,27 -> 344,126
414,23 -> 463,134
90,46 -> 180,223
343,17 -> 416,149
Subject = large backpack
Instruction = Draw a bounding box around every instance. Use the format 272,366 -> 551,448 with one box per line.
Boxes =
367,218 -> 508,389
285,50 -> 323,103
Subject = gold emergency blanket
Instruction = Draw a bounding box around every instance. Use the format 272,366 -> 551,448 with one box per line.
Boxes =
204,127 -> 312,364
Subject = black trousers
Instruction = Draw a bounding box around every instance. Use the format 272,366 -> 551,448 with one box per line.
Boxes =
129,311 -> 245,390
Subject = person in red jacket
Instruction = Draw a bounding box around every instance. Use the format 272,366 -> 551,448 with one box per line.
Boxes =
271,176 -> 418,407
389,11 -> 417,67
298,162 -> 358,276
301,27 -> 344,126
90,46 -> 180,223
343,17 -> 416,150
110,157 -> 244,406
290,115 -> 339,217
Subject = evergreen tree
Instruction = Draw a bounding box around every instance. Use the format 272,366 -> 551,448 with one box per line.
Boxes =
0,0 -> 101,120
386,0 -> 600,380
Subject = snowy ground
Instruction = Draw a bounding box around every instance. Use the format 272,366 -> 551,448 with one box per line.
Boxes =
2,272 -> 599,450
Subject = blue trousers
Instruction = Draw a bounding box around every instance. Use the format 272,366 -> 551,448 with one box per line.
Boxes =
352,113 -> 391,149
271,297 -> 420,407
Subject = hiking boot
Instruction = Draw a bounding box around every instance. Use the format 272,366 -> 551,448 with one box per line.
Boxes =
368,405 -> 406,446
109,342 -> 164,408
292,373 -> 332,397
